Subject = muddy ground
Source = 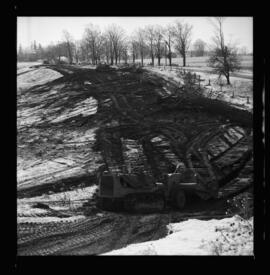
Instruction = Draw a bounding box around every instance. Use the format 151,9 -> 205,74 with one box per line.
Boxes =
17,63 -> 253,255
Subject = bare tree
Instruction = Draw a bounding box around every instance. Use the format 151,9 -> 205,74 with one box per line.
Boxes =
106,24 -> 125,65
208,17 -> 241,85
37,43 -> 43,60
120,40 -> 129,64
96,35 -> 104,64
173,21 -> 193,67
44,43 -> 59,63
79,40 -> 89,63
130,37 -> 139,64
119,38 -> 129,64
83,24 -> 103,65
163,24 -> 174,66
145,25 -> 156,65
72,40 -> 81,64
55,42 -> 66,63
63,30 -> 74,64
103,30 -> 115,65
154,25 -> 164,66
135,28 -> 147,66
108,34 -> 114,65
102,36 -> 111,64
193,39 -> 206,57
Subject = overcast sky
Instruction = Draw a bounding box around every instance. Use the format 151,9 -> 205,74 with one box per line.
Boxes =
17,17 -> 253,52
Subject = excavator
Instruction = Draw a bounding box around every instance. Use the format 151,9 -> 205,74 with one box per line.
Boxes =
96,166 -> 214,212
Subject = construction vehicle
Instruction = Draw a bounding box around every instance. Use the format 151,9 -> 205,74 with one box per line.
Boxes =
97,167 -> 213,212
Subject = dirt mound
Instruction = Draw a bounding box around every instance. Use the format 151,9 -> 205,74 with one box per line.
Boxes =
17,64 -> 252,199
95,64 -> 115,72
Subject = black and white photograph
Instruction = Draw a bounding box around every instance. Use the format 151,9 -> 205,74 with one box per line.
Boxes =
16,16 -> 256,256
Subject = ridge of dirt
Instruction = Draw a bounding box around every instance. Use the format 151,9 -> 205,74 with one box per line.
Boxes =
17,64 -> 253,255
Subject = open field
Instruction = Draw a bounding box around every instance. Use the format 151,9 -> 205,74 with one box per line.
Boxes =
134,55 -> 253,71
17,62 -> 253,255
146,66 -> 253,111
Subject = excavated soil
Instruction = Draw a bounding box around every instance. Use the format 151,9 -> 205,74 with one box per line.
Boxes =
17,64 -> 253,255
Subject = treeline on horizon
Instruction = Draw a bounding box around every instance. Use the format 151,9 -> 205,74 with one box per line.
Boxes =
17,19 -> 252,67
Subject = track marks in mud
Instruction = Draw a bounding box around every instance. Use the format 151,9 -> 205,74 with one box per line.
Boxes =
18,213 -> 170,255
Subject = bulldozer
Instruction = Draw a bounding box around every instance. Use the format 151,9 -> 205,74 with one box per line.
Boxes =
97,167 -> 213,212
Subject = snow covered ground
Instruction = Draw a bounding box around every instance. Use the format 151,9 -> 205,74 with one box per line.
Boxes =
179,66 -> 252,80
17,66 -> 63,91
103,215 -> 253,255
147,67 -> 253,112
17,62 -> 43,74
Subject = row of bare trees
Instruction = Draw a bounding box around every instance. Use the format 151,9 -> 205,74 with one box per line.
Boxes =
18,21 -> 197,67
130,23 -> 193,67
18,18 -> 243,85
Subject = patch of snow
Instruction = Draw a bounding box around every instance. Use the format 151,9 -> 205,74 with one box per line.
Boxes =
17,203 -> 48,216
162,87 -> 172,95
151,136 -> 163,143
17,68 -> 63,91
233,126 -> 245,135
66,127 -> 98,144
103,215 -> 253,255
17,62 -> 43,73
17,160 -> 84,188
228,128 -> 243,140
51,97 -> 97,123
17,160 -> 73,184
53,158 -> 76,166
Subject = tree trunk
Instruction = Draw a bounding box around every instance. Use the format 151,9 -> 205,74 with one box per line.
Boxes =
68,49 -> 73,64
158,56 -> 161,66
151,53 -> 154,66
67,43 -> 73,64
225,73 -> 230,85
133,53 -> 135,63
141,52 -> 143,66
165,46 -> 167,66
183,54 -> 186,67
